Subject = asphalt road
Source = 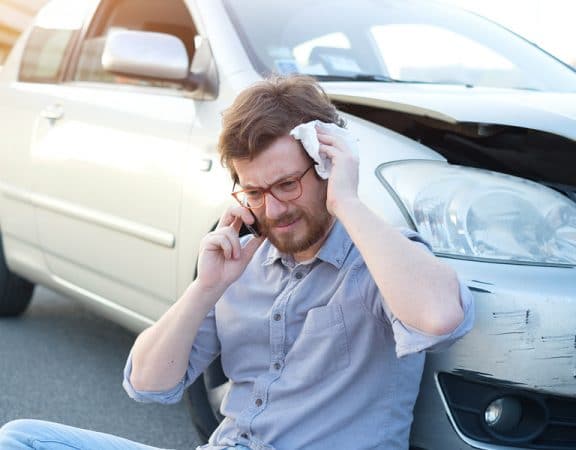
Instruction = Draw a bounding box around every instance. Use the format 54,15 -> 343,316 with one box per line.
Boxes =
0,286 -> 202,450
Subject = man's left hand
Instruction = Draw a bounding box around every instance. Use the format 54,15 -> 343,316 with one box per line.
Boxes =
317,128 -> 360,216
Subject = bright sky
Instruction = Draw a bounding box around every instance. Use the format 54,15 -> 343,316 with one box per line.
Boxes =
443,0 -> 576,65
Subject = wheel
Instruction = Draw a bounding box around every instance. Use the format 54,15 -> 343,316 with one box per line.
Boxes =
187,356 -> 227,443
0,235 -> 35,316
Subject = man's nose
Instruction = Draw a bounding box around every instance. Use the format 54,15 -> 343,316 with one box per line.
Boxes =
264,193 -> 288,220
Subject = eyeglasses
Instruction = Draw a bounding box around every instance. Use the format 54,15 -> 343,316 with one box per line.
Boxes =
231,165 -> 315,209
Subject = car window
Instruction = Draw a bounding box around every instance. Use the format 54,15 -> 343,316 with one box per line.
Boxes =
73,0 -> 198,89
18,0 -> 92,83
372,24 -> 524,88
293,33 -> 351,76
224,0 -> 576,92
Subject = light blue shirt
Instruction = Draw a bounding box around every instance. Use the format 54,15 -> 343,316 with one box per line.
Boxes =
124,221 -> 474,450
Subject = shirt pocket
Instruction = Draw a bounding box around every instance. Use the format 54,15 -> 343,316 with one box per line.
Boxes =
284,303 -> 350,383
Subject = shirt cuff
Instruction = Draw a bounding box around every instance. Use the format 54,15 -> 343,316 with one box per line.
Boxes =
122,352 -> 186,404
394,277 -> 475,358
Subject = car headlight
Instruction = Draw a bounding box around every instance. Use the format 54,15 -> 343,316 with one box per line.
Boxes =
377,160 -> 576,266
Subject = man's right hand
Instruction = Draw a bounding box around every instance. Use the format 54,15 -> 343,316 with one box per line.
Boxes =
128,206 -> 263,392
195,206 -> 264,296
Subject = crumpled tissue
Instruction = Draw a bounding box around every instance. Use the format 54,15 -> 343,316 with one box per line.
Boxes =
289,120 -> 359,179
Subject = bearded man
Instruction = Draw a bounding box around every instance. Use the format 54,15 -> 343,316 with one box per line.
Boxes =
0,75 -> 473,450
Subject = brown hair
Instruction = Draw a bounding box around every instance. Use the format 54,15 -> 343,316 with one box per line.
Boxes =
218,75 -> 345,181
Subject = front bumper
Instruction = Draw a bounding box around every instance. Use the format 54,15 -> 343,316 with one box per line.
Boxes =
410,259 -> 576,450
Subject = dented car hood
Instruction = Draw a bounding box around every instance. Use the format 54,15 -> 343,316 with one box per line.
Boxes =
323,82 -> 576,141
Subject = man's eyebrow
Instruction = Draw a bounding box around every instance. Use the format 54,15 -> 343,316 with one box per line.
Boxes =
240,171 -> 302,189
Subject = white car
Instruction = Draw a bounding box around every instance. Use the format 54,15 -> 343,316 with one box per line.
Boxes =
1,0 -> 575,449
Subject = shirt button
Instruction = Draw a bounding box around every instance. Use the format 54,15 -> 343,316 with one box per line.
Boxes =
241,433 -> 249,439
273,313 -> 281,321
255,398 -> 263,407
274,362 -> 281,370
295,271 -> 303,280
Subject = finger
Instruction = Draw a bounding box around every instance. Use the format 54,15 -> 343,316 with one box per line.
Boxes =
205,233 -> 234,259
319,143 -> 337,159
217,208 -> 238,228
318,135 -> 344,153
218,206 -> 254,229
316,130 -> 345,147
221,226 -> 242,259
320,143 -> 357,164
316,131 -> 336,144
231,216 -> 243,234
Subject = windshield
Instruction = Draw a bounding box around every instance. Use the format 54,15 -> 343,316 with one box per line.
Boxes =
223,0 -> 576,92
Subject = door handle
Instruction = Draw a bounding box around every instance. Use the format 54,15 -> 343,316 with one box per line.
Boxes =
41,103 -> 65,121
200,158 -> 212,171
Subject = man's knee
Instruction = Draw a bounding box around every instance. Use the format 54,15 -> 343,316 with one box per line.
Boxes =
0,419 -> 51,443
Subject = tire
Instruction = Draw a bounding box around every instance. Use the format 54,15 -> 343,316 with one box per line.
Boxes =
0,235 -> 35,316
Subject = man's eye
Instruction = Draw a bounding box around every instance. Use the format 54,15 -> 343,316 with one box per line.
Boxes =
278,180 -> 298,191
245,190 -> 262,199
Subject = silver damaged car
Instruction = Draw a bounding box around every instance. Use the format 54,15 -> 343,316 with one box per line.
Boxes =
0,0 -> 575,449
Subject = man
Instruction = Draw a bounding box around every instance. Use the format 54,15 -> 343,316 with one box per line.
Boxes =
0,75 -> 473,449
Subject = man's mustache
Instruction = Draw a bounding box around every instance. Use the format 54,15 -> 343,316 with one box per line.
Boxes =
261,212 -> 302,232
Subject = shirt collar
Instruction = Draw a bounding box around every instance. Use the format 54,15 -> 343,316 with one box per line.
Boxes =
262,220 -> 352,269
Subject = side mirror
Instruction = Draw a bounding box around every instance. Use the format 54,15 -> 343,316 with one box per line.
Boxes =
102,30 -> 189,80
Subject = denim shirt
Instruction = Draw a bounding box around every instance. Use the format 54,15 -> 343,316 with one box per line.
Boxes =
123,221 -> 474,450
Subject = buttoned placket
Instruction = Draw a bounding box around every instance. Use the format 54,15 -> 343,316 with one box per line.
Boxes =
269,264 -> 311,373
235,260 -> 313,441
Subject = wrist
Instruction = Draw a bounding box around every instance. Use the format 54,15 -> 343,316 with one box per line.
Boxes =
329,195 -> 362,219
185,279 -> 227,308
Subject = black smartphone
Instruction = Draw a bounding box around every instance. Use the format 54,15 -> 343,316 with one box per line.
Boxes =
244,210 -> 261,237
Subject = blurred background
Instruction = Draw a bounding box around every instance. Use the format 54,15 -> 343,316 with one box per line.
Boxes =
1,0 -> 576,68
0,0 -> 45,63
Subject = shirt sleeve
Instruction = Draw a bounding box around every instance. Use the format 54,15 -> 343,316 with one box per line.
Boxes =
356,227 -> 475,358
389,276 -> 474,357
122,307 -> 221,404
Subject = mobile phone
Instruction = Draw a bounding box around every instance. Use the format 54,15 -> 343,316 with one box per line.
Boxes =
244,210 -> 261,237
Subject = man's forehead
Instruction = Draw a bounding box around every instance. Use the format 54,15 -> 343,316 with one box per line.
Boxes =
233,136 -> 309,186
234,161 -> 304,188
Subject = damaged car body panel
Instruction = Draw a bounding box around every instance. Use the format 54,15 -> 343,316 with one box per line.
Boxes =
329,90 -> 576,203
412,260 -> 576,449
326,86 -> 576,140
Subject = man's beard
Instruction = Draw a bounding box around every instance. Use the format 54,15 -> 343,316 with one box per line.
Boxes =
261,205 -> 332,255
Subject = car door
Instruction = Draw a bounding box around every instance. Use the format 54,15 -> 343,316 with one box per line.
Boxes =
30,0 -> 201,322
0,0 -> 97,282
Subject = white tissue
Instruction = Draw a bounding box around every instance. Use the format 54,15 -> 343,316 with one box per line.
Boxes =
289,120 -> 359,179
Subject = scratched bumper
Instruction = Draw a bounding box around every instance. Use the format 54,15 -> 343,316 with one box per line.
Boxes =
410,258 -> 576,450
